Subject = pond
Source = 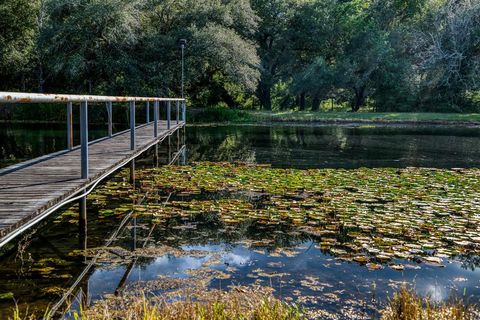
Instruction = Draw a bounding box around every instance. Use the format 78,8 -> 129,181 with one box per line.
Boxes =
0,123 -> 480,319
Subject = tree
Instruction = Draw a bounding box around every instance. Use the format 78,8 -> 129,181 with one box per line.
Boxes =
252,0 -> 297,110
41,0 -> 141,94
414,0 -> 480,111
139,0 -> 260,107
0,0 -> 39,91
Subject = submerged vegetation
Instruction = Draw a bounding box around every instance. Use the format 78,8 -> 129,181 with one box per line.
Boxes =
4,160 -> 480,319
118,162 -> 480,269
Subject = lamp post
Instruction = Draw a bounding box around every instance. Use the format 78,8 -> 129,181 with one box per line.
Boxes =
179,39 -> 187,99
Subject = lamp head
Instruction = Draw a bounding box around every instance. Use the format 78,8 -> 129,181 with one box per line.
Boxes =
179,39 -> 188,48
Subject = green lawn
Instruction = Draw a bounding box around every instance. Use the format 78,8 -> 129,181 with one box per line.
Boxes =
249,111 -> 480,123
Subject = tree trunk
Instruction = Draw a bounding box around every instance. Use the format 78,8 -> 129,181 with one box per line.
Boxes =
351,86 -> 365,112
257,80 -> 272,110
37,63 -> 44,93
312,95 -> 320,111
299,92 -> 306,111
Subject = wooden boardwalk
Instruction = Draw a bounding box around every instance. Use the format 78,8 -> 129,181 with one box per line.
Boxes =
0,120 -> 185,246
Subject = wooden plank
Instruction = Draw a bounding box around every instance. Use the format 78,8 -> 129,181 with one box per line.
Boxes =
0,121 -> 185,243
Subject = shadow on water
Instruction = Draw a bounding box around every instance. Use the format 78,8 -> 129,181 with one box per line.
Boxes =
0,125 -> 480,319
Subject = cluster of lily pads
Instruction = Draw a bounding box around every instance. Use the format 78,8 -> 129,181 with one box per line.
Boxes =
118,162 -> 480,270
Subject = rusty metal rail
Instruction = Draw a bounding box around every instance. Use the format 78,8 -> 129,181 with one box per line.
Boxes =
0,92 -> 185,104
0,92 -> 187,248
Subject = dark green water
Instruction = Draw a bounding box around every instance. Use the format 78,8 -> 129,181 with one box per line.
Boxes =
0,123 -> 480,319
2,123 -> 480,169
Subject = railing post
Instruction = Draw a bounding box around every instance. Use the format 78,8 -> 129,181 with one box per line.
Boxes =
182,101 -> 186,122
176,101 -> 180,125
67,102 -> 73,150
146,102 -> 150,123
154,101 -> 158,138
107,101 -> 113,138
80,101 -> 89,179
167,101 -> 171,130
130,101 -> 136,150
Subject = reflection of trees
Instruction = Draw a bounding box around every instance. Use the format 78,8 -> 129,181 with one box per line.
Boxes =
453,254 -> 480,272
141,213 -> 310,250
187,126 -> 256,163
187,125 -> 480,169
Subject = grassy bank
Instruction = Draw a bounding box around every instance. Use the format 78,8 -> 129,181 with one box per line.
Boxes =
189,108 -> 480,125
252,111 -> 480,124
10,286 -> 479,319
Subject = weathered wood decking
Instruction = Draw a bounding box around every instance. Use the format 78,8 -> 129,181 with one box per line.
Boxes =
0,120 -> 185,245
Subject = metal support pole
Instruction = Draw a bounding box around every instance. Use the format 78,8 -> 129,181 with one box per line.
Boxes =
154,101 -> 158,138
168,135 -> 171,163
130,160 -> 135,184
167,101 -> 171,130
79,193 -> 87,252
146,102 -> 150,123
107,101 -> 113,138
177,129 -> 180,152
66,102 -> 73,150
182,101 -> 186,122
154,144 -> 159,167
80,101 -> 89,179
130,101 -> 136,150
176,101 -> 180,124
183,126 -> 186,146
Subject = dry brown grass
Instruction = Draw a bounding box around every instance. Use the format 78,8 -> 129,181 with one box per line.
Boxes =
81,285 -> 302,320
381,286 -> 480,320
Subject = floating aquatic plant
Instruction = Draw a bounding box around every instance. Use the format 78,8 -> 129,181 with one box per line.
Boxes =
104,162 -> 480,268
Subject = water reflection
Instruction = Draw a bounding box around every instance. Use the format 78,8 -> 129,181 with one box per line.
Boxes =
0,124 -> 480,319
187,125 -> 480,168
0,131 -> 186,319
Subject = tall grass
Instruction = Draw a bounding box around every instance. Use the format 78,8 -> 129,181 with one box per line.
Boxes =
381,286 -> 479,320
81,287 -> 301,320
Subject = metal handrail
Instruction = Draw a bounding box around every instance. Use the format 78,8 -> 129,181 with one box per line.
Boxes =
0,92 -> 185,104
0,91 -> 187,181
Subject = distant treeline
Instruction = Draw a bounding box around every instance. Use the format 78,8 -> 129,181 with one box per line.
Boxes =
1,0 -> 480,113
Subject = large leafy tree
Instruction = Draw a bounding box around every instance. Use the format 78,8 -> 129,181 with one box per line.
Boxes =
138,0 -> 260,107
251,0 -> 297,110
41,0 -> 141,94
414,0 -> 480,111
0,0 -> 39,91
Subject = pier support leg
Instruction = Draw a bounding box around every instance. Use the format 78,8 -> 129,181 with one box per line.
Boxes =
80,280 -> 89,311
177,130 -> 180,154
168,135 -> 171,163
80,101 -> 89,179
107,101 -> 113,138
176,101 -> 180,125
130,101 -> 136,151
67,102 -> 73,150
183,126 -> 186,146
182,102 -> 186,122
79,192 -> 87,264
130,160 -> 135,185
167,101 -> 171,130
154,144 -> 159,167
154,101 -> 159,138
146,102 -> 150,123
132,216 -> 137,251
182,147 -> 187,166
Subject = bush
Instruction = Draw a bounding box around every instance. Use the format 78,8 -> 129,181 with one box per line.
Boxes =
188,107 -> 252,123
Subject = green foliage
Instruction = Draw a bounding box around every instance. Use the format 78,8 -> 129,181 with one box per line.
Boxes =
1,0 -> 480,114
189,107 -> 252,123
0,0 -> 39,90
